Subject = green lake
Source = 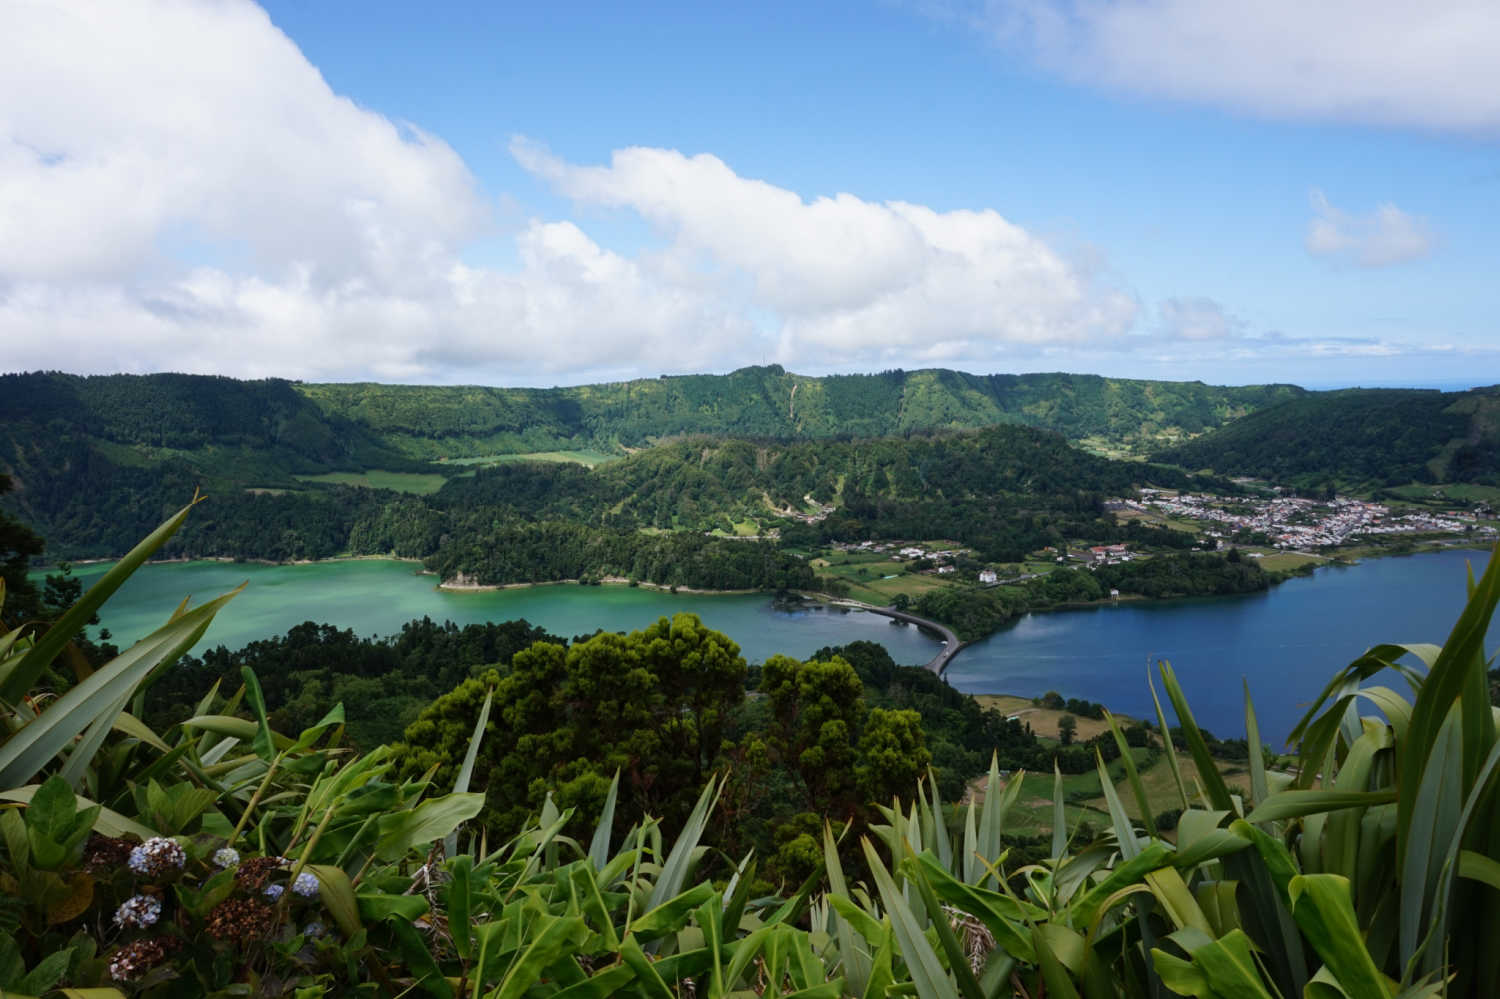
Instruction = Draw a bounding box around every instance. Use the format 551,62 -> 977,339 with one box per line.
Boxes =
57,546 -> 1499,744
58,558 -> 942,666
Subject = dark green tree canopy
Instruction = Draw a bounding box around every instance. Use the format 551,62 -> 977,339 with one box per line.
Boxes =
393,613 -> 747,835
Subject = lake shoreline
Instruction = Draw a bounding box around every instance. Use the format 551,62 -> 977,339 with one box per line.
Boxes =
436,574 -> 760,596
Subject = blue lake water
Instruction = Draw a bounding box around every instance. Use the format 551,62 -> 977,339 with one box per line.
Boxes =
947,547 -> 1499,745
59,546 -> 1498,746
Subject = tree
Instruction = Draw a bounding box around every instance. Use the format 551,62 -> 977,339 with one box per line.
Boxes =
855,708 -> 930,804
1058,714 -> 1078,746
393,613 -> 747,836
891,593 -> 911,611
0,475 -> 44,627
761,653 -> 866,809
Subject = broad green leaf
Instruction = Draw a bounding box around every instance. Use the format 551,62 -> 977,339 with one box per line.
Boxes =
0,500 -> 198,704
357,892 -> 428,922
825,823 -> 870,995
587,769 -> 619,871
1243,789 -> 1397,825
375,792 -> 484,860
1094,747 -> 1141,860
179,714 -> 293,751
1159,660 -> 1236,813
447,854 -> 473,960
1459,849 -> 1500,893
1149,665 -> 1191,812
445,687 -> 491,859
307,864 -> 361,937
1288,874 -> 1393,999
618,936 -> 675,999
629,882 -> 716,941
1103,710 -> 1157,840
0,786 -> 155,840
645,775 -> 719,913
860,837 -> 957,999
0,587 -> 240,788
906,849 -> 986,999
386,916 -> 453,998
1245,680 -> 1268,813
1051,762 -> 1067,860
489,913 -> 590,999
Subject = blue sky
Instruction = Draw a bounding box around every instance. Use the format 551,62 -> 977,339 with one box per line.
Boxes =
2,0 -> 1497,388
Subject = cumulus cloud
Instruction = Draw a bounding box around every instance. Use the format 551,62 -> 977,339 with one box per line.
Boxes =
512,139 -> 1138,367
1305,190 -> 1434,267
10,0 -> 1427,385
0,0 -> 745,381
945,0 -> 1500,133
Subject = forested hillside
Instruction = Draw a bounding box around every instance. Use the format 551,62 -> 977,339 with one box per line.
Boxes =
3,413 -> 1218,580
1154,386 -> 1500,489
301,366 -> 1302,456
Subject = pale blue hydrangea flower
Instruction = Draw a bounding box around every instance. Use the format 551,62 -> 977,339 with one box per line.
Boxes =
263,883 -> 285,901
292,872 -> 319,897
303,921 -> 327,938
113,894 -> 162,928
213,847 -> 240,868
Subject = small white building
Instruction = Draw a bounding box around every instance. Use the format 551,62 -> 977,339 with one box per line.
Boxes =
978,569 -> 998,584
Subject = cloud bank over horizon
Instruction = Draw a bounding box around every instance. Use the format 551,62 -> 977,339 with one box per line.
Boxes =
0,0 -> 1486,387
946,0 -> 1500,134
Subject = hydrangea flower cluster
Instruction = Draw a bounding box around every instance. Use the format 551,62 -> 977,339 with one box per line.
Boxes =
127,837 -> 185,878
263,883 -> 285,901
109,936 -> 178,981
293,872 -> 319,897
113,894 -> 162,929
303,921 -> 327,939
213,846 -> 241,868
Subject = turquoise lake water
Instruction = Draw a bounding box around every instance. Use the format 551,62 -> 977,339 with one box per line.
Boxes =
59,546 -> 1498,745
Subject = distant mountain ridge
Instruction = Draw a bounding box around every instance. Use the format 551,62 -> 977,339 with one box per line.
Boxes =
0,367 -> 1286,559
297,366 -> 1304,457
1152,386 -> 1500,489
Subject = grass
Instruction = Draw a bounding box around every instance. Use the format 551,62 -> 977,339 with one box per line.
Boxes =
1383,482 -> 1500,505
974,696 -> 1132,743
817,560 -> 959,605
1255,551 -> 1324,572
437,449 -> 618,468
971,746 -> 1255,839
1081,751 -> 1254,826
293,470 -> 449,495
1110,508 -> 1205,535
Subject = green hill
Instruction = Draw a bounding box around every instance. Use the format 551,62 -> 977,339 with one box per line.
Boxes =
296,366 -> 1303,457
1152,386 -> 1500,490
0,368 -> 1296,559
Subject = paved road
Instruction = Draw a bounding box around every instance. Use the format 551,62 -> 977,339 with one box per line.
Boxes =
823,599 -> 965,675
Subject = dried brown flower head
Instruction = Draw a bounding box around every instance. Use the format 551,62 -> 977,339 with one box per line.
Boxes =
83,833 -> 138,874
206,897 -> 277,943
108,935 -> 180,981
233,855 -> 289,893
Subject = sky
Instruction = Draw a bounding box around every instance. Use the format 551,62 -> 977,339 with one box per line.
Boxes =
2,1 -> 1498,389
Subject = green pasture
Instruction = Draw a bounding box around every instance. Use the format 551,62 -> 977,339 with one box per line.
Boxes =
293,469 -> 449,495
437,449 -> 617,468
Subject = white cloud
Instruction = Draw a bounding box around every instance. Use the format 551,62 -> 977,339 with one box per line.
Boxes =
0,0 -> 745,381
6,0 -> 1446,386
948,0 -> 1500,133
0,0 -> 1144,386
512,139 -> 1139,367
1157,297 -> 1245,341
1305,190 -> 1434,267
